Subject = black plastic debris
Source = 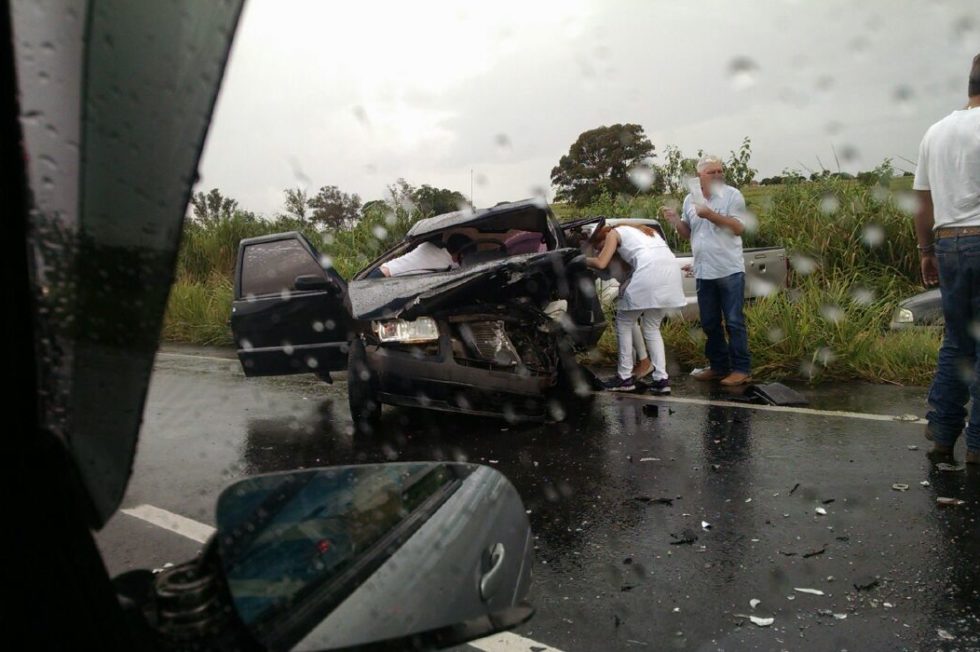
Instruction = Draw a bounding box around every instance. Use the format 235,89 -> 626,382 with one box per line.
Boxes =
728,382 -> 809,406
632,496 -> 673,506
643,404 -> 659,417
790,483 -> 801,495
669,528 -> 698,545
621,584 -> 637,592
803,545 -> 828,558
623,557 -> 633,565
853,576 -> 879,591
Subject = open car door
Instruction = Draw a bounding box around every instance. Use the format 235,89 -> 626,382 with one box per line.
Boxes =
231,232 -> 354,380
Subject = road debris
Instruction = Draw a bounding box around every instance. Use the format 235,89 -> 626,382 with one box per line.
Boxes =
938,629 -> 956,641
907,445 -> 919,451
894,414 -> 920,422
631,496 -> 673,506
734,614 -> 774,627
815,506 -> 828,515
790,483 -> 801,495
803,545 -> 828,558
794,587 -> 825,596
749,599 -> 760,609
701,521 -> 711,530
853,576 -> 879,591
892,483 -> 910,491
639,457 -> 660,462
920,480 -> 930,487
642,404 -> 659,417
935,462 -> 966,472
669,528 -> 698,545
936,497 -> 966,507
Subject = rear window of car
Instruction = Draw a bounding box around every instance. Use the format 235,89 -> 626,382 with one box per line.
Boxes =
241,239 -> 324,297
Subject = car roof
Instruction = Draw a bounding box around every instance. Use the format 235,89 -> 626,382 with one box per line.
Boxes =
405,198 -> 551,238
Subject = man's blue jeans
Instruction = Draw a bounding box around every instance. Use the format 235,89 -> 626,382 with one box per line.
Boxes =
927,235 -> 980,452
696,272 -> 751,374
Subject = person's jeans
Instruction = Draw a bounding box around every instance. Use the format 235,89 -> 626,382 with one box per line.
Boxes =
927,235 -> 980,452
696,272 -> 751,375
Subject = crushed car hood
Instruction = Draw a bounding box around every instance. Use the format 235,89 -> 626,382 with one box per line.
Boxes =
348,249 -> 581,321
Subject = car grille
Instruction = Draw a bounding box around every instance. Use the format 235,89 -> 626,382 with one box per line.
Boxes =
457,321 -> 520,367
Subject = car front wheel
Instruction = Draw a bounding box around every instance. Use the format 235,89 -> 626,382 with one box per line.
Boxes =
348,338 -> 381,434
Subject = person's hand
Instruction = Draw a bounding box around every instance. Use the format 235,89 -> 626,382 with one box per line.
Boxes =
660,206 -> 680,227
681,263 -> 693,277
920,254 -> 939,287
695,204 -> 714,219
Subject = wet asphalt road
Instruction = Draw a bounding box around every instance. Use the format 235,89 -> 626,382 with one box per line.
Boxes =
97,346 -> 979,651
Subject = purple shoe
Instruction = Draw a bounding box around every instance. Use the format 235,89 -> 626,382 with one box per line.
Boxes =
648,378 -> 671,395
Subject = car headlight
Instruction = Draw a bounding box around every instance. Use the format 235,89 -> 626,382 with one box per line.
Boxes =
373,317 -> 439,343
893,308 -> 914,324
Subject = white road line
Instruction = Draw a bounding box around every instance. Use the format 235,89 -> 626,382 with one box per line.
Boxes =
618,394 -> 927,424
121,504 -> 216,544
469,632 -> 565,652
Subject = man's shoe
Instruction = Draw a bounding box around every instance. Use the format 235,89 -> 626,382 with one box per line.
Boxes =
967,449 -> 979,465
648,378 -> 671,395
720,371 -> 752,386
602,375 -> 636,392
691,368 -> 727,382
633,358 -> 654,380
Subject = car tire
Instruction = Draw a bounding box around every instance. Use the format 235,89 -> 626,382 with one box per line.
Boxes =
348,338 -> 381,434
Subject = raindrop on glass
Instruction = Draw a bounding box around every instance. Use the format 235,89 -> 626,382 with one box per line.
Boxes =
862,224 -> 885,247
352,105 -> 370,127
312,321 -> 324,333
767,327 -> 784,343
282,341 -> 294,355
728,56 -> 759,91
815,347 -> 836,366
319,254 -> 333,268
791,255 -> 818,275
628,166 -> 655,192
896,192 -> 919,215
819,305 -> 844,324
280,288 -> 292,301
953,15 -> 976,50
495,133 -> 511,150
893,86 -> 914,115
372,225 -> 388,241
819,195 -> 840,215
839,145 -> 860,165
851,287 -> 874,305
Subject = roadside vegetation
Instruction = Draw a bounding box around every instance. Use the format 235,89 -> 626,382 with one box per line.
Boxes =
164,133 -> 939,386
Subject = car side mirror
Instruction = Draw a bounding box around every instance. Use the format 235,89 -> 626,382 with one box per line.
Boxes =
295,274 -> 339,296
214,462 -> 533,651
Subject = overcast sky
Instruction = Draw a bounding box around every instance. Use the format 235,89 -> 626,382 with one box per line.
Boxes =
196,0 -> 977,217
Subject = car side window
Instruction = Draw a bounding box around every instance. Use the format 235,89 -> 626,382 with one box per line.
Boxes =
242,240 -> 324,297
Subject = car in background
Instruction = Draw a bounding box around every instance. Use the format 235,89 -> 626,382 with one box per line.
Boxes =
231,199 -> 606,429
890,288 -> 943,329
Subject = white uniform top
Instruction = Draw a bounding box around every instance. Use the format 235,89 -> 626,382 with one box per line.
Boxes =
913,108 -> 980,228
383,241 -> 453,276
613,226 -> 686,311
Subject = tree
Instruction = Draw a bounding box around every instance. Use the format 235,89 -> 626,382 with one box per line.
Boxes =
282,187 -> 310,223
551,124 -> 655,207
309,185 -> 362,230
190,188 -> 238,225
724,137 -> 757,188
413,184 -> 469,216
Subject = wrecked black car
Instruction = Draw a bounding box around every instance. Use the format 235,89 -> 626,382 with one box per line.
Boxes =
230,199 -> 607,429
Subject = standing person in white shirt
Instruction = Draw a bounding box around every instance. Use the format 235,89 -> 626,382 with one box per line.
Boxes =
913,53 -> 980,466
662,155 -> 752,386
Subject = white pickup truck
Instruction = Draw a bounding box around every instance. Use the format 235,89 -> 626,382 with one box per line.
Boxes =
565,217 -> 788,318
